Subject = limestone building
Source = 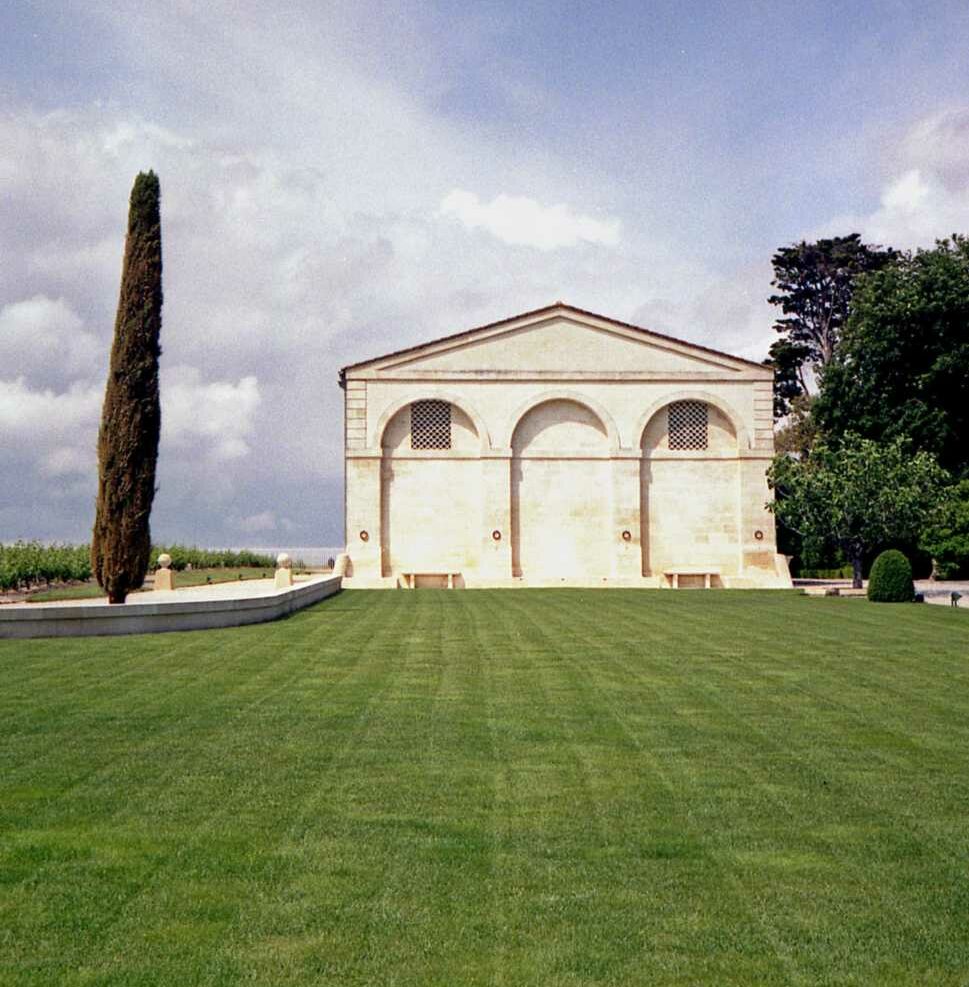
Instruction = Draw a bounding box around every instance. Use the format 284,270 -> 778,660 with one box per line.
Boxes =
339,303 -> 791,589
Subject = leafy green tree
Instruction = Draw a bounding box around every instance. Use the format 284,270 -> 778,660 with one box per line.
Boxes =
773,394 -> 819,460
768,434 -> 948,588
766,234 -> 895,419
921,478 -> 969,579
91,171 -> 163,604
815,236 -> 969,476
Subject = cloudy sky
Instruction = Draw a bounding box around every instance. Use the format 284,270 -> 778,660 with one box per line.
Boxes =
2,1 -> 969,548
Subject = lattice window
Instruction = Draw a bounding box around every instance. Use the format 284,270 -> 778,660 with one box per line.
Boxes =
410,399 -> 451,449
668,400 -> 708,450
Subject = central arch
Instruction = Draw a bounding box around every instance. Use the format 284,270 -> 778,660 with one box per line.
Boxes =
510,398 -> 611,580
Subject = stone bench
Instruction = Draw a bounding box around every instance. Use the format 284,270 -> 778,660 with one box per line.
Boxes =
399,572 -> 460,589
663,568 -> 721,589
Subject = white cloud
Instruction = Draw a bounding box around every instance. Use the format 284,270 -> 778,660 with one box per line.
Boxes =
161,366 -> 262,462
439,190 -> 621,250
0,377 -> 100,490
41,446 -> 93,478
821,171 -> 969,251
0,377 -> 101,439
880,169 -> 931,214
101,120 -> 195,157
0,295 -> 102,384
818,108 -> 969,250
900,107 -> 969,186
633,263 -> 776,365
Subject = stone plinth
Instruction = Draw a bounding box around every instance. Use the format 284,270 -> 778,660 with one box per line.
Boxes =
154,553 -> 175,591
274,552 -> 294,589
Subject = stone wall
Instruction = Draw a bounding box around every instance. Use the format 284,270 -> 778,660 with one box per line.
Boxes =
341,307 -> 791,589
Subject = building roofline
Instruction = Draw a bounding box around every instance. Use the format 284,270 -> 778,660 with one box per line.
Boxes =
338,301 -> 770,383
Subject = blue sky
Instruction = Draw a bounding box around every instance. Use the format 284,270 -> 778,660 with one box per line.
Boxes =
2,0 -> 969,547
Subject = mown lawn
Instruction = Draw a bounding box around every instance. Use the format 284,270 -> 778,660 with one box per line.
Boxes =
1,590 -> 968,986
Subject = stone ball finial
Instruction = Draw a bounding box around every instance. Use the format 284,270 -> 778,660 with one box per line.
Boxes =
158,553 -> 172,569
276,552 -> 292,569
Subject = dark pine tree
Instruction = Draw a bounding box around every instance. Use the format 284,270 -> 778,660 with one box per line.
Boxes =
92,171 -> 163,603
767,234 -> 896,418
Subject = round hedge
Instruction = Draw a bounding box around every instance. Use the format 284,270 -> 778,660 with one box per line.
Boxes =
867,549 -> 915,603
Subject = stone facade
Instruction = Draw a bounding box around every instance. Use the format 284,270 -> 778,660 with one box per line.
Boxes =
340,303 -> 791,589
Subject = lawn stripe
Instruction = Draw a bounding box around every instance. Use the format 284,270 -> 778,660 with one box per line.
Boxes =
561,590 -> 969,983
96,594 -> 403,982
537,591 -> 804,985
1,598 -> 362,981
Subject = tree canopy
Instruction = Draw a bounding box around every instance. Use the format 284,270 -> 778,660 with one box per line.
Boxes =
921,479 -> 969,579
766,234 -> 895,419
768,433 -> 948,588
763,337 -> 811,419
814,235 -> 969,477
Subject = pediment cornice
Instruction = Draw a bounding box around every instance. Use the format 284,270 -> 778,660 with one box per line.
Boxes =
339,303 -> 772,383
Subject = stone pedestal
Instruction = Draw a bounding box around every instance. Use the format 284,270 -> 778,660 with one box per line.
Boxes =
154,568 -> 174,591
274,553 -> 294,590
154,553 -> 175,591
274,569 -> 293,589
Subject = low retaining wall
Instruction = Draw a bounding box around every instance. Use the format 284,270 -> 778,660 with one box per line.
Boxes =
0,574 -> 341,640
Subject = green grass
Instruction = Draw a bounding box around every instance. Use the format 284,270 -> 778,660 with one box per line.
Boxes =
24,568 -> 282,602
1,590 -> 968,986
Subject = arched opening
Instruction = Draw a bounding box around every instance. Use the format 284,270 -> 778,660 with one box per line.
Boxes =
379,399 -> 482,579
510,399 -> 611,580
639,400 -> 740,580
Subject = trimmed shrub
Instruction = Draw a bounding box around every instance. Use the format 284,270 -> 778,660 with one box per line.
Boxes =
867,549 -> 915,603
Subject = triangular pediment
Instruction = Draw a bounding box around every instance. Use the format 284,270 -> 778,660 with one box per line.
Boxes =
341,304 -> 768,378
389,316 -> 739,374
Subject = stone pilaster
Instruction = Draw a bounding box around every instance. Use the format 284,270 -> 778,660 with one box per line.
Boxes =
738,454 -> 779,575
345,452 -> 383,579
611,451 -> 642,580
345,380 -> 368,449
479,451 -> 513,581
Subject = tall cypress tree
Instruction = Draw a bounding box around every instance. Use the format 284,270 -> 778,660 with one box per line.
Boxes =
92,171 -> 163,604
